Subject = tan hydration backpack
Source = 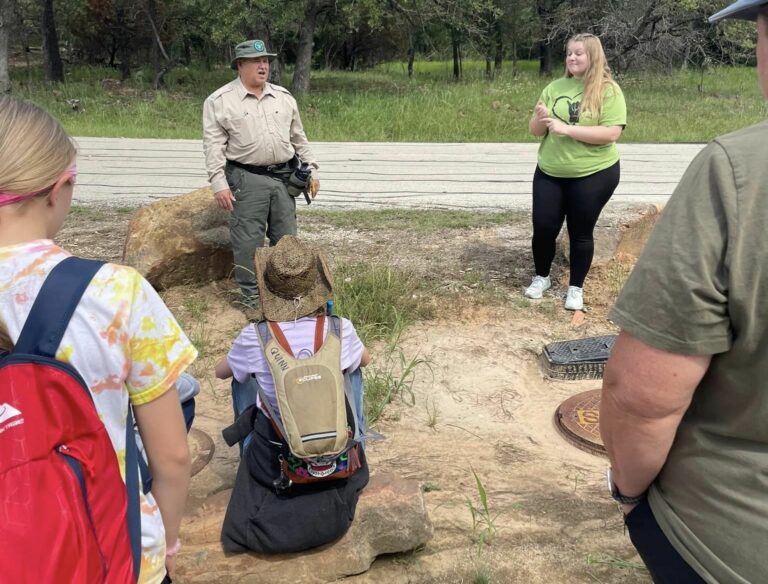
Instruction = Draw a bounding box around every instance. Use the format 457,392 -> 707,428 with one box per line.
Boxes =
255,315 -> 363,487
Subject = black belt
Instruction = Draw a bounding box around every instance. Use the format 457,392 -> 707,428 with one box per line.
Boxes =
226,159 -> 292,175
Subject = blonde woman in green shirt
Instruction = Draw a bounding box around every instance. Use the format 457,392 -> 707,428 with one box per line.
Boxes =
526,33 -> 627,310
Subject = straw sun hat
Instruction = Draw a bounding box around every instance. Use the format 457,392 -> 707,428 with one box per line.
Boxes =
255,236 -> 333,322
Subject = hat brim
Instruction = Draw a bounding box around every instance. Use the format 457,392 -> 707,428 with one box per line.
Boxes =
231,53 -> 278,69
709,0 -> 765,22
254,246 -> 333,322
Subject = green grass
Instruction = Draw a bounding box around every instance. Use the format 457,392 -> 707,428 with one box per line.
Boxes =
333,261 -> 433,347
305,209 -> 526,232
176,294 -> 213,379
363,345 -> 431,424
10,60 -> 768,142
332,261 -> 433,424
466,468 -> 499,548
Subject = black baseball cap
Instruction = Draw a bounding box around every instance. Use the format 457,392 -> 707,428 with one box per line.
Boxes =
710,0 -> 768,22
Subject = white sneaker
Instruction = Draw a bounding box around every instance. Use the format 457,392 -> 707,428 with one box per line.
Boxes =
564,286 -> 584,311
524,275 -> 551,299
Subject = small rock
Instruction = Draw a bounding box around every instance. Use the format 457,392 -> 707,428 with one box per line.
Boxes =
570,310 -> 586,327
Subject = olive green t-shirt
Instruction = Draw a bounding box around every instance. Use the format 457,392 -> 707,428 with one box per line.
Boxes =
609,120 -> 768,584
536,77 -> 626,178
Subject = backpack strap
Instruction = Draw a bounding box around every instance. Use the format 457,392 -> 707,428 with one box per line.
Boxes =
268,322 -> 294,357
313,315 -> 326,352
268,315 -> 327,356
14,256 -> 143,581
14,257 -> 104,357
328,315 -> 341,340
125,406 -> 142,581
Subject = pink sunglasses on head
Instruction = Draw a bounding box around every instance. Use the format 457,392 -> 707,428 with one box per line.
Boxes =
0,162 -> 77,208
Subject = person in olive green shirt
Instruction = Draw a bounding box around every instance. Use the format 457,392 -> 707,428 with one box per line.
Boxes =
600,2 -> 768,582
526,33 -> 626,311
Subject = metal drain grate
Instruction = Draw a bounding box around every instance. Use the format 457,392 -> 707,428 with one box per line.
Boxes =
540,335 -> 617,380
554,389 -> 605,456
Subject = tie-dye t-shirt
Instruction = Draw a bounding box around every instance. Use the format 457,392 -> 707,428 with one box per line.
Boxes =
0,240 -> 197,584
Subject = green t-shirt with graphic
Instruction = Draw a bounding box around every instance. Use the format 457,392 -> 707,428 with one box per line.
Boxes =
536,77 -> 626,178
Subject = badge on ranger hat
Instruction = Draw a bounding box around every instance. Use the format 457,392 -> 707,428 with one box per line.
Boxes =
231,39 -> 278,69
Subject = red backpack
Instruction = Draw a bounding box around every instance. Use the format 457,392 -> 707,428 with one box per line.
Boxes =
0,257 -> 142,583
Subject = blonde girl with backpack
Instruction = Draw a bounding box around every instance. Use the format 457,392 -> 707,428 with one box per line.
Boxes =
0,97 -> 196,584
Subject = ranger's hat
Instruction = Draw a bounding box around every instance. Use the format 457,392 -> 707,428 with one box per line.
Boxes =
710,0 -> 768,22
231,39 -> 277,70
255,236 -> 333,322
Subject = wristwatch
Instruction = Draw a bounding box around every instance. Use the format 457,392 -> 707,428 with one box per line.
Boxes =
606,467 -> 647,505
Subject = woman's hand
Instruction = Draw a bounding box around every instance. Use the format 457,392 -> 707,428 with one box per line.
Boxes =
534,101 -> 549,120
542,117 -> 571,137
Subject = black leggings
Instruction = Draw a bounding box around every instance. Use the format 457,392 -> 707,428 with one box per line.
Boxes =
531,161 -> 620,287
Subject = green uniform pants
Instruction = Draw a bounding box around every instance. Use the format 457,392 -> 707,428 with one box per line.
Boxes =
225,164 -> 297,301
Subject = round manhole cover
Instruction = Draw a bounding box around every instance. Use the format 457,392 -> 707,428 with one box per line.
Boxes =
189,428 -> 215,477
554,389 -> 605,456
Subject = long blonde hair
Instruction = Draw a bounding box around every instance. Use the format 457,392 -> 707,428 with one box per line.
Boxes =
565,33 -> 616,120
0,97 -> 76,198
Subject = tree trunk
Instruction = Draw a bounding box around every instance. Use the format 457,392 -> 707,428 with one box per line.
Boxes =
539,40 -> 553,76
41,0 -> 64,82
147,0 -> 171,89
452,30 -> 460,81
407,46 -> 414,79
291,0 -> 321,95
0,0 -> 11,94
148,0 -> 160,84
512,41 -> 518,77
493,20 -> 503,78
485,57 -> 491,80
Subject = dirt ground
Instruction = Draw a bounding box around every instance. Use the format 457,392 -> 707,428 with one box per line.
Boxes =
57,204 -> 653,584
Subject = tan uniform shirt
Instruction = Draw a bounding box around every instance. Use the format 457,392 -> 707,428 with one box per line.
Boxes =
202,78 -> 318,193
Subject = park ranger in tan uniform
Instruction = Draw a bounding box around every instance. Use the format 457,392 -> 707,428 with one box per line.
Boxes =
203,39 -> 319,307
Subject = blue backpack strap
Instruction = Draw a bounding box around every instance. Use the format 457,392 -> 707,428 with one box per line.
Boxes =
255,320 -> 272,345
124,406 -> 142,581
328,315 -> 341,340
14,257 -> 104,357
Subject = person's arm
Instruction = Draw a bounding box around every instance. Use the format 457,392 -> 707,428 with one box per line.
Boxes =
215,356 -> 233,379
600,331 -> 710,511
359,347 -> 371,368
288,97 -> 320,197
542,118 -> 622,144
202,97 -> 235,210
133,388 -> 191,573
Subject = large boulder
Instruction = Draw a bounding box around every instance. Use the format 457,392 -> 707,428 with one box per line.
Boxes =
175,473 -> 434,584
122,187 -> 232,289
